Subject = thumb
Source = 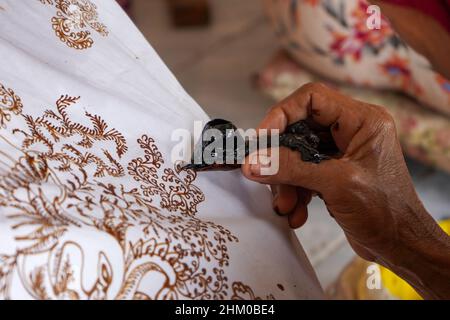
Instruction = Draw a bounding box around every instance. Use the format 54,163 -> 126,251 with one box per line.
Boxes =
242,147 -> 349,194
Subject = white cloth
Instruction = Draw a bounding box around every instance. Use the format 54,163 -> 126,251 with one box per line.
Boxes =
0,0 -> 323,299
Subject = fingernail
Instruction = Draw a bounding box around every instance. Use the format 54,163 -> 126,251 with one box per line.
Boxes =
250,154 -> 271,176
273,205 -> 283,216
259,154 -> 272,167
250,163 -> 261,176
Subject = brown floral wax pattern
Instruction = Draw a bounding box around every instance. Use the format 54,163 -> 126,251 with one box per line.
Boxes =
0,82 -> 274,300
0,83 -> 23,128
38,0 -> 108,50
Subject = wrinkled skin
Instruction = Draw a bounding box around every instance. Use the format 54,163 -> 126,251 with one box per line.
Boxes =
242,83 -> 450,299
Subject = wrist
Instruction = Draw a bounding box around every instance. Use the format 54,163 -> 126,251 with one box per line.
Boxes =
381,206 -> 450,299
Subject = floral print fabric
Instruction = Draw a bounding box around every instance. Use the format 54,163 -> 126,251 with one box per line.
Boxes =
264,0 -> 450,116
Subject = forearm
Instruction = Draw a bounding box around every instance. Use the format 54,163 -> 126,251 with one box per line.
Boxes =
382,206 -> 450,299
394,239 -> 450,299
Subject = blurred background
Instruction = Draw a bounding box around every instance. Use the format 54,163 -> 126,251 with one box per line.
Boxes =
118,0 -> 450,299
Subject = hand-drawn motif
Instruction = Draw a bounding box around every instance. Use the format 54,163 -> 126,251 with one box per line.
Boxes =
0,82 -> 273,300
128,135 -> 205,216
38,0 -> 108,50
0,83 -> 23,128
231,282 -> 275,300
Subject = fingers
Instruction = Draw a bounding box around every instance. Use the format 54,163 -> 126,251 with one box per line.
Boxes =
288,204 -> 308,229
242,147 -> 349,193
259,82 -> 367,152
288,188 -> 312,229
271,185 -> 311,229
271,184 -> 298,215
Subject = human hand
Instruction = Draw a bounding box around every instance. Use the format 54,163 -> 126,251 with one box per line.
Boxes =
242,83 -> 450,299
